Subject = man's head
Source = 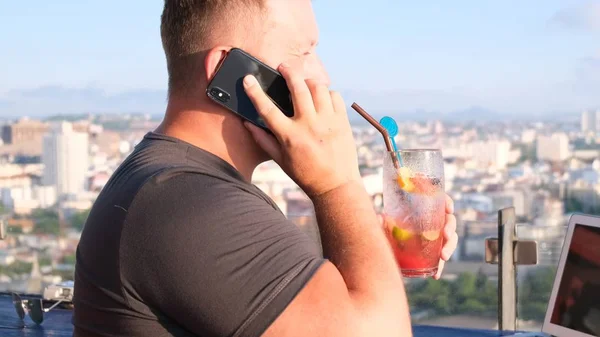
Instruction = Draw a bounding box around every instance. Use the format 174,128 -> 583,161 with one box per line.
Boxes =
160,0 -> 327,100
159,0 -> 328,177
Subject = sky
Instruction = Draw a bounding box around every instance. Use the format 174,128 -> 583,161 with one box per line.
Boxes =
0,0 -> 599,118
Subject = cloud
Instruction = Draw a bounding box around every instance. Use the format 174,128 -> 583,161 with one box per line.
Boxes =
565,52 -> 600,109
0,86 -> 167,118
550,1 -> 600,32
340,88 -> 480,115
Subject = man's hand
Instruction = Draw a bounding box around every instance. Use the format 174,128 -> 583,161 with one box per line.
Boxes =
242,62 -> 362,198
434,194 -> 458,280
245,61 -> 412,337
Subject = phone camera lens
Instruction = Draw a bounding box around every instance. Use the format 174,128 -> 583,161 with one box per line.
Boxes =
210,87 -> 230,103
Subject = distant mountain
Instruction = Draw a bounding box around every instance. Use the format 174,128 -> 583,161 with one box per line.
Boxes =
346,104 -> 504,123
0,85 -> 168,118
0,85 -> 583,123
445,106 -> 503,121
340,90 -> 506,122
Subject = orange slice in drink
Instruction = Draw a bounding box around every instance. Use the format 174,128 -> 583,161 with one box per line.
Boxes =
392,226 -> 413,242
422,230 -> 440,241
396,167 -> 415,192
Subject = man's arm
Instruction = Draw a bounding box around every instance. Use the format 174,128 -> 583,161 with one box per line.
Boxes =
244,62 -> 412,337
264,181 -> 411,337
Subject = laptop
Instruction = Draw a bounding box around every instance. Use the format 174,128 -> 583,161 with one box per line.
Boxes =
540,213 -> 600,337
509,213 -> 600,337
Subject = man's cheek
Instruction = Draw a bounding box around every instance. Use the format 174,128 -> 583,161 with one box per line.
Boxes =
304,55 -> 330,85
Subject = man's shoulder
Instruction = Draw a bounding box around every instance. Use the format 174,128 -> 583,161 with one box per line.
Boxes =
95,132 -> 276,219
126,167 -> 282,225
147,165 -> 274,202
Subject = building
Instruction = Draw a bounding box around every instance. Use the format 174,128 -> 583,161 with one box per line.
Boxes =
1,118 -> 49,145
467,140 -> 511,170
42,122 -> 90,197
521,129 -> 537,144
0,118 -> 51,156
487,189 -> 529,218
581,109 -> 600,134
536,133 -> 570,162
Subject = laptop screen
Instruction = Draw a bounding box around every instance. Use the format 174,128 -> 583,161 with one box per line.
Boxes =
549,223 -> 600,336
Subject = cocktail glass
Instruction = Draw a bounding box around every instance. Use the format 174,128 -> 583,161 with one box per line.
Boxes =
382,149 -> 445,278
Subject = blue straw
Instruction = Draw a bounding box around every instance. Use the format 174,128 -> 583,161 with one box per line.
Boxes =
380,116 -> 403,166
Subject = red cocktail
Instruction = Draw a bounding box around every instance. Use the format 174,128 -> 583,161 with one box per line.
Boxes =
383,150 -> 446,278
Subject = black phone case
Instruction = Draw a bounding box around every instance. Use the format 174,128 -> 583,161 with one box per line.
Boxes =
206,48 -> 294,131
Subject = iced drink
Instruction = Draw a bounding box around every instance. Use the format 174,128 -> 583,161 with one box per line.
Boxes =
383,149 -> 445,278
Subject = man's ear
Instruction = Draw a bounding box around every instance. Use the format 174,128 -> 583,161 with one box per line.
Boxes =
204,46 -> 232,82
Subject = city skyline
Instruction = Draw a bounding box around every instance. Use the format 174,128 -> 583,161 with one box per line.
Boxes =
0,94 -> 598,331
1,0 -> 599,117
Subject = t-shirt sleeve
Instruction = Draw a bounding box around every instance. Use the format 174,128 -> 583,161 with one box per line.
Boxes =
119,172 -> 325,337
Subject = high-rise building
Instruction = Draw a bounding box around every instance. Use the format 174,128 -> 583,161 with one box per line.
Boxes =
468,140 -> 511,170
536,133 -> 570,162
581,109 -> 600,133
42,122 -> 89,197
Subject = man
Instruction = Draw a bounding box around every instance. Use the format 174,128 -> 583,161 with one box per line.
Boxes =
73,1 -> 458,336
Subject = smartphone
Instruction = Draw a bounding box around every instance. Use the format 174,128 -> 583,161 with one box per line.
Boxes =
206,48 -> 294,131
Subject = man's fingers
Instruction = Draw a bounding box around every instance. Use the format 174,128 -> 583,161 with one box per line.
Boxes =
445,194 -> 454,214
441,214 -> 458,259
435,213 -> 458,279
278,64 -> 315,118
330,91 -> 346,115
244,122 -> 283,163
444,214 -> 457,238
434,259 -> 445,280
243,75 -> 292,135
441,233 -> 458,261
436,231 -> 458,280
306,79 -> 333,114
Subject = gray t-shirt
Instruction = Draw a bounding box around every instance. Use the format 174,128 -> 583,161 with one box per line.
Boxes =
73,132 -> 325,337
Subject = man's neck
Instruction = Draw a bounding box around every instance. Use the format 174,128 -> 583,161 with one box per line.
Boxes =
155,104 -> 265,182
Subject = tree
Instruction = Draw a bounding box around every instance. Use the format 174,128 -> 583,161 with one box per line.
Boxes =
71,209 -> 91,231
409,278 -> 452,314
407,269 -> 555,322
454,273 -> 477,299
62,254 -> 76,265
519,267 -> 556,321
31,208 -> 58,220
452,272 -> 497,315
55,270 -> 75,281
515,143 -> 536,163
39,256 -> 52,267
31,209 -> 60,235
8,226 -> 23,234
565,197 -> 584,213
0,261 -> 33,277
34,217 -> 60,235
407,272 -> 498,317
